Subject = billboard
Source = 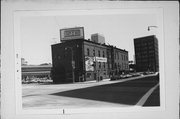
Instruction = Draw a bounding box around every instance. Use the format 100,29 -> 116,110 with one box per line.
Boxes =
60,27 -> 84,41
85,56 -> 94,71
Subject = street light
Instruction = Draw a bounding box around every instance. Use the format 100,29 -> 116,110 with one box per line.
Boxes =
65,47 -> 75,83
148,26 -> 158,31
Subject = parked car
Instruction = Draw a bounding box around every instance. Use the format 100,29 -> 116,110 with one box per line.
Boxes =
110,75 -> 121,81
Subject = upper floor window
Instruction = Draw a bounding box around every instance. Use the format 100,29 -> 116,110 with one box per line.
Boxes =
99,62 -> 101,68
114,63 -> 117,68
93,49 -> 95,56
87,48 -> 90,56
98,50 -> 101,57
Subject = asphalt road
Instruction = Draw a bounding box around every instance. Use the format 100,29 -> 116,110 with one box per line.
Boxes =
22,74 -> 159,109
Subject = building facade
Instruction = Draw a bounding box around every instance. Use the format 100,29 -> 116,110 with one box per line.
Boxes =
51,39 -> 83,83
134,35 -> 159,72
51,39 -> 129,83
110,46 -> 129,75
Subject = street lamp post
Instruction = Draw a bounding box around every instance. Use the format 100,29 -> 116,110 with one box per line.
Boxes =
148,26 -> 158,31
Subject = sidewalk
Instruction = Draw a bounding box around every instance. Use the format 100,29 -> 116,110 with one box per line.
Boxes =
76,74 -> 155,87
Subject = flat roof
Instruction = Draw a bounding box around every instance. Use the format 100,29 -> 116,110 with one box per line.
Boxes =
134,35 -> 156,40
60,27 -> 84,31
83,39 -> 128,52
22,65 -> 52,68
52,39 -> 128,52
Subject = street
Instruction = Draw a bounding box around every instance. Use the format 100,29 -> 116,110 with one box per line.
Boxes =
22,74 -> 159,109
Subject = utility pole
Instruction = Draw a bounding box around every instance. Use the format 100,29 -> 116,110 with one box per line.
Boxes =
93,46 -> 97,82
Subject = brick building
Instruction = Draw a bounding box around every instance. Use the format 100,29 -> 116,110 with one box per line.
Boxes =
51,27 -> 129,83
134,35 -> 159,72
110,46 -> 129,75
51,38 -> 129,83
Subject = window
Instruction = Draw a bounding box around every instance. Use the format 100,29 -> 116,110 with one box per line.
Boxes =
98,50 -> 100,57
103,62 -> 105,68
99,62 -> 101,68
114,63 -> 117,68
103,51 -> 105,57
86,73 -> 92,78
93,49 -> 95,56
87,48 -> 90,56
107,52 -> 109,58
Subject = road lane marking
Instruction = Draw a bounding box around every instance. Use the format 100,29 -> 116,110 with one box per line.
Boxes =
136,83 -> 159,106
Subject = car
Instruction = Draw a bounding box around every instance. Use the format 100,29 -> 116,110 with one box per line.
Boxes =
110,75 -> 121,81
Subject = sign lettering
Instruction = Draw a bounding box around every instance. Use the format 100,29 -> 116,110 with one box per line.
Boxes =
60,27 -> 84,41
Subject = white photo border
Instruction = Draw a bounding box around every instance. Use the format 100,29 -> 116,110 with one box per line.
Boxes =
1,1 -> 179,119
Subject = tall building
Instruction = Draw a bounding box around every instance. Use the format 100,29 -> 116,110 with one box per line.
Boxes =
134,35 -> 159,72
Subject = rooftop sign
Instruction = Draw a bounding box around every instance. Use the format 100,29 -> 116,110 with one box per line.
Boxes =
60,27 -> 84,41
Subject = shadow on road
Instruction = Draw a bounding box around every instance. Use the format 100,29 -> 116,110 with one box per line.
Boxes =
143,86 -> 160,106
51,76 -> 160,106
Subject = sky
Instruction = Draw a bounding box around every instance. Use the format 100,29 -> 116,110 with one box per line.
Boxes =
20,13 -> 157,65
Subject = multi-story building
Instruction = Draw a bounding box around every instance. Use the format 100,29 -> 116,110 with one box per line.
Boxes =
51,27 -> 129,83
51,39 -> 129,83
134,35 -> 159,72
110,46 -> 129,75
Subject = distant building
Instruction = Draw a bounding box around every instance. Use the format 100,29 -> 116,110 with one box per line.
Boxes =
128,60 -> 136,72
51,39 -> 129,84
21,58 -> 28,65
134,35 -> 159,72
21,64 -> 52,80
91,33 -> 105,44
